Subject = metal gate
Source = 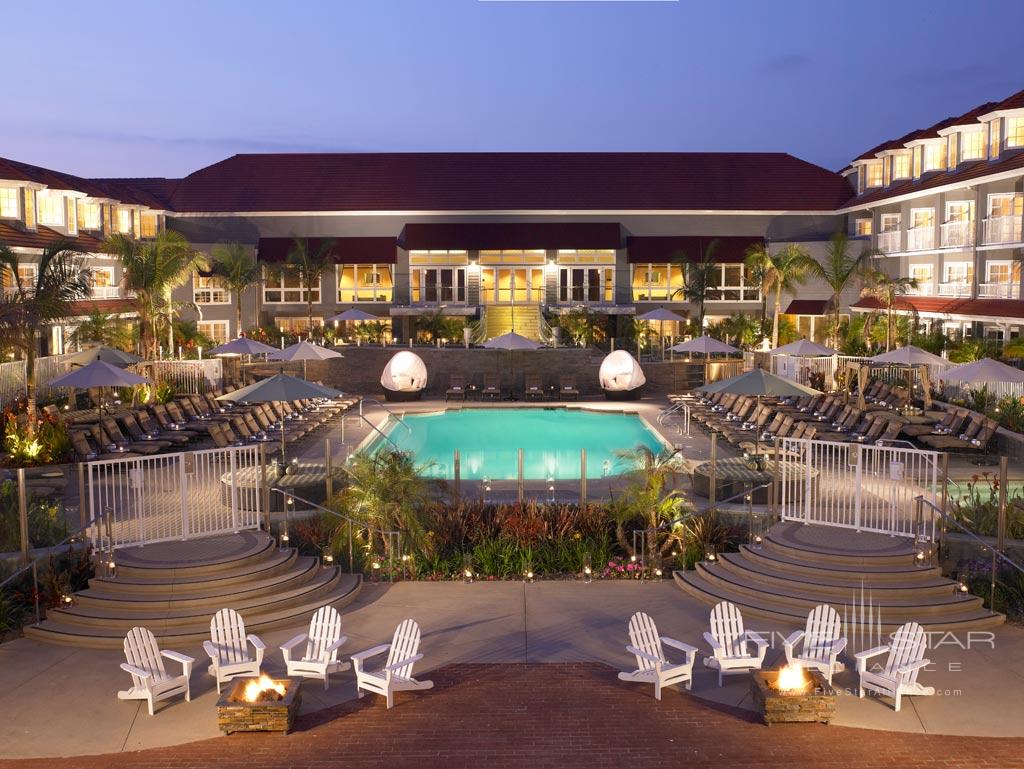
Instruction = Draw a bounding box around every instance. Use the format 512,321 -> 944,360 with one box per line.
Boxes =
777,438 -> 940,539
87,445 -> 263,550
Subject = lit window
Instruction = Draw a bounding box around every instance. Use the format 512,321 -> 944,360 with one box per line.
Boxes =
912,145 -> 924,178
90,267 -> 118,298
276,316 -> 322,334
37,192 -> 64,226
910,264 -> 933,284
410,267 -> 466,304
558,267 -> 614,304
946,200 -> 974,222
911,208 -> 934,229
922,140 -> 946,173
116,208 -> 133,234
707,264 -> 760,302
631,263 -> 685,302
193,274 -> 229,304
855,218 -> 872,237
989,119 -> 1002,157
959,131 -> 985,162
987,262 -> 1012,284
0,187 -> 18,218
891,152 -> 911,180
338,264 -> 393,302
880,213 -> 901,232
77,201 -> 101,230
263,267 -> 319,303
197,320 -> 230,346
1007,117 -> 1024,149
865,161 -> 883,187
944,262 -> 973,284
140,213 -> 158,238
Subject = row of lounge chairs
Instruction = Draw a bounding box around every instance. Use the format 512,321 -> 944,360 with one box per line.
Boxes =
445,373 -> 581,401
59,391 -> 359,462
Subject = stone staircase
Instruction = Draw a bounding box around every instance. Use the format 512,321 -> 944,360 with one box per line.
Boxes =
483,304 -> 543,341
675,521 -> 1003,631
25,531 -> 362,649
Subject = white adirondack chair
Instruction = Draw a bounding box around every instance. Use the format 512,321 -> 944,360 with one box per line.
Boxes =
203,608 -> 267,693
855,621 -> 935,711
118,626 -> 194,716
783,604 -> 847,684
702,600 -> 768,686
281,606 -> 350,690
617,611 -> 698,701
352,619 -> 433,709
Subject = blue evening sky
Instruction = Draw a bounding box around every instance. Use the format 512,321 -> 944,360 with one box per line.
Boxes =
3,0 -> 1022,178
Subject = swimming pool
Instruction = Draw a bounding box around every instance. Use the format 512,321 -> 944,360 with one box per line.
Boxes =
366,407 -> 667,480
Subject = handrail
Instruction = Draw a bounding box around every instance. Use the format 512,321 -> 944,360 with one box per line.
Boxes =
660,481 -> 774,532
360,398 -> 412,434
915,495 -> 1024,576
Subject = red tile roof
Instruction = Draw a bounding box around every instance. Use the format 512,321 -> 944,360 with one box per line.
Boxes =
988,88 -> 1024,112
0,221 -> 105,253
852,295 -> 1024,320
257,236 -> 398,264
162,152 -> 853,213
90,178 -> 179,209
626,235 -> 762,264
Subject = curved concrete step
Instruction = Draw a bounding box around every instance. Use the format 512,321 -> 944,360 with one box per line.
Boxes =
113,531 -> 277,579
763,525 -> 920,568
739,544 -> 941,582
23,574 -> 363,649
674,570 -> 1003,632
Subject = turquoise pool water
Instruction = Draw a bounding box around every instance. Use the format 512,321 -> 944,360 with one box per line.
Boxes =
368,408 -> 666,480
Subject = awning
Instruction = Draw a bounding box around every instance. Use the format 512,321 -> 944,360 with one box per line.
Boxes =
851,296 -> 1024,321
785,299 -> 834,316
399,222 -> 622,251
257,237 -> 397,264
626,235 -> 763,264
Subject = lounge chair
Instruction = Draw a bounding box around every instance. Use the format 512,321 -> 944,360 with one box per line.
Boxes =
524,373 -> 544,401
446,374 -> 467,402
902,407 -> 964,438
559,375 -> 580,401
921,417 -> 998,452
482,373 -> 502,400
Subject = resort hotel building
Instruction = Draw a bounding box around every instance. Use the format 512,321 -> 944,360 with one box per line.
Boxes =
1,86 -> 1023,350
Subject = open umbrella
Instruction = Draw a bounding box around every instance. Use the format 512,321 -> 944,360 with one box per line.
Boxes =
699,368 -> 821,455
669,335 -> 739,356
770,340 -> 838,357
868,345 -> 947,367
208,337 -> 278,356
268,340 -> 343,379
64,346 -> 143,368
49,360 -> 151,416
483,332 -> 542,400
943,357 -> 1024,384
327,309 -> 378,322
636,308 -> 687,359
217,373 -> 341,459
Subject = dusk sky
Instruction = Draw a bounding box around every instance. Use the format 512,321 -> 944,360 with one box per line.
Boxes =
5,0 -> 1024,179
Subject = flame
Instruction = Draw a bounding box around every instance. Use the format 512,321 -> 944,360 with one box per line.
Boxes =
776,663 -> 809,693
242,674 -> 286,702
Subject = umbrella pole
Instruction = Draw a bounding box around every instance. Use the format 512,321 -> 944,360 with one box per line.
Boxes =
281,420 -> 287,462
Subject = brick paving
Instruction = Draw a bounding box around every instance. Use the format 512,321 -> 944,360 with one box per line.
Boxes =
4,663 -> 1023,769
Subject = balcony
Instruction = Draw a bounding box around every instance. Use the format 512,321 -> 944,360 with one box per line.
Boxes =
940,220 -> 975,249
978,282 -> 1020,299
983,215 -> 1024,245
908,283 -> 935,296
90,286 -> 124,299
937,282 -> 972,298
906,227 -> 935,252
877,231 -> 902,254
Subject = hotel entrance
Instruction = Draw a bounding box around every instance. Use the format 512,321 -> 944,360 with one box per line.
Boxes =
478,250 -> 548,305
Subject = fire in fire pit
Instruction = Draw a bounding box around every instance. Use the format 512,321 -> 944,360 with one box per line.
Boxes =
750,666 -> 835,725
241,674 -> 286,703
217,676 -> 302,734
775,662 -> 810,694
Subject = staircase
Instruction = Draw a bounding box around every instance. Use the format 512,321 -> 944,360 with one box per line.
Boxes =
675,521 -> 1003,631
483,304 -> 543,341
25,531 -> 362,648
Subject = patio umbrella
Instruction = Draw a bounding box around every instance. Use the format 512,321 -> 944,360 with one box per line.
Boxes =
208,337 -> 278,356
327,309 -> 378,322
64,346 -> 142,368
217,373 -> 341,459
699,369 -> 821,455
268,340 -> 343,379
868,345 -> 947,367
943,357 -> 1024,384
483,332 -> 542,400
769,340 -> 838,357
49,359 -> 151,416
636,308 -> 687,359
669,335 -> 739,356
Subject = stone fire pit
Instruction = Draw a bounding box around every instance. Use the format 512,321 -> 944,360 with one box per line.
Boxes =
750,666 -> 836,725
217,675 -> 302,734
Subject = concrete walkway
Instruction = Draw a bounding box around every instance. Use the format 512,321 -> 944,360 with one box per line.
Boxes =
2,580 -> 1023,759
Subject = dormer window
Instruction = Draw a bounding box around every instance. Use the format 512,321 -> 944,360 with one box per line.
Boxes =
922,140 -> 947,173
36,191 -> 65,226
1007,117 -> 1024,149
959,130 -> 985,163
0,187 -> 18,219
865,161 -> 883,188
891,152 -> 911,180
989,118 -> 1002,157
141,212 -> 159,238
77,201 -> 101,230
116,207 -> 133,234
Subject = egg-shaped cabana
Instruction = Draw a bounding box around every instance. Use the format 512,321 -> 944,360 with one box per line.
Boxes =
599,350 -> 646,401
380,351 -> 428,402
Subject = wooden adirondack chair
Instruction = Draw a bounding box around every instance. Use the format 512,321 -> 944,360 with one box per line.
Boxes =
783,604 -> 847,684
203,608 -> 267,693
702,601 -> 767,686
280,606 -> 350,690
352,619 -> 433,709
617,612 -> 698,701
118,627 -> 194,716
855,621 -> 934,711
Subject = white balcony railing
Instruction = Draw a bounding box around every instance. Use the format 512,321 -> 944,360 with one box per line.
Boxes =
906,227 -> 935,252
90,286 -> 122,299
877,231 -> 902,253
978,282 -> 1020,299
908,283 -> 935,296
940,220 -> 975,249
983,215 -> 1024,245
937,282 -> 972,298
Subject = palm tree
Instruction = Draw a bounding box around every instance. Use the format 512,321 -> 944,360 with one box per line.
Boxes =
804,232 -> 876,348
672,240 -> 720,332
756,244 -> 817,349
861,271 -> 918,352
0,238 -> 90,434
286,237 -> 335,336
416,308 -> 463,343
743,244 -> 771,332
69,310 -> 134,351
106,230 -> 207,359
210,243 -> 260,338
608,445 -> 688,559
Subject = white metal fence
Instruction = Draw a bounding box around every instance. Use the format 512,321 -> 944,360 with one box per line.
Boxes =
777,437 -> 940,539
129,359 -> 223,393
772,353 -> 951,391
87,445 -> 263,550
